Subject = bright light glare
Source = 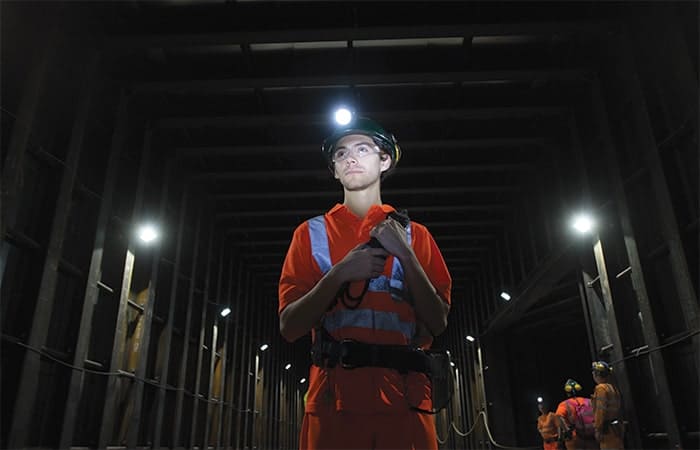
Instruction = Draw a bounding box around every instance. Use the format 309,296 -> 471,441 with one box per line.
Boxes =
537,396 -> 543,403
284,363 -> 292,370
334,108 -> 353,125
450,361 -> 455,367
500,291 -> 511,301
220,307 -> 231,317
572,213 -> 595,234
137,224 -> 159,243
300,378 -> 307,384
466,335 -> 475,342
259,344 -> 269,352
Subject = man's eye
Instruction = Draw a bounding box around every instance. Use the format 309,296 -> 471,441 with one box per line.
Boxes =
334,150 -> 347,159
357,145 -> 371,153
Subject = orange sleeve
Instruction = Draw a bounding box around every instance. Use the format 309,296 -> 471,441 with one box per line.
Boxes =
592,385 -> 606,430
410,222 -> 452,305
555,401 -> 568,424
278,221 -> 322,315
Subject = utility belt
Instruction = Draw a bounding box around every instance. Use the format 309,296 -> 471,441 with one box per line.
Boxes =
311,327 -> 452,413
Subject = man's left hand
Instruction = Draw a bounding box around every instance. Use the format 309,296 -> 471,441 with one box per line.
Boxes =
369,218 -> 410,259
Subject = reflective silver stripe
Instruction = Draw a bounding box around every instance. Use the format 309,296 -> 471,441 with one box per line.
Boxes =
308,216 -> 331,273
307,215 -> 411,301
324,308 -> 415,341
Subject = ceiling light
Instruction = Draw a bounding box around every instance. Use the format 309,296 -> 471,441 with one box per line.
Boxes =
500,291 -> 511,301
571,213 -> 595,234
137,223 -> 159,243
259,344 -> 269,352
284,363 -> 291,370
466,335 -> 475,342
220,307 -> 231,317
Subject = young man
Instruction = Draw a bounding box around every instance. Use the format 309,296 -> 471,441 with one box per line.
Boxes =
537,400 -> 560,450
591,361 -> 624,450
279,117 -> 451,450
556,379 -> 599,450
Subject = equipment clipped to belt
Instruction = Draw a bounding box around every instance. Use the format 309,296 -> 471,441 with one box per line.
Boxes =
311,327 -> 453,414
336,209 -> 411,309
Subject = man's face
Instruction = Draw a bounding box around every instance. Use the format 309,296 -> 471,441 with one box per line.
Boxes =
332,134 -> 391,191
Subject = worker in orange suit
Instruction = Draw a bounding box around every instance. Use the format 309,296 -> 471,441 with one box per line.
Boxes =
591,361 -> 625,449
537,399 -> 560,450
556,379 -> 599,450
278,115 -> 452,450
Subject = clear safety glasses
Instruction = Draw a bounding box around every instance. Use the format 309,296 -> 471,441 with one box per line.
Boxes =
332,143 -> 382,163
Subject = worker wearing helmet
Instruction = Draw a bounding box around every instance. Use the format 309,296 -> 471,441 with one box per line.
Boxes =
537,399 -> 560,450
555,379 -> 599,450
279,116 -> 451,449
591,361 -> 624,449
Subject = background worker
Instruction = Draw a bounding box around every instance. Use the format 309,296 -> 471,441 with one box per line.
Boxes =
537,399 -> 560,450
278,116 -> 452,449
556,379 -> 599,450
591,361 -> 625,450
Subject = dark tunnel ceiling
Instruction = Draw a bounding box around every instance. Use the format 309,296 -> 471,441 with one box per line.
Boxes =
51,2 -> 637,325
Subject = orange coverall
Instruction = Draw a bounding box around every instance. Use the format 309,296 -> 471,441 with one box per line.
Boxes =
279,204 -> 452,450
556,397 -> 599,450
537,411 -> 560,450
592,383 -> 624,449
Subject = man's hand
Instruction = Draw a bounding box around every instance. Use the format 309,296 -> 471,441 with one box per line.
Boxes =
335,243 -> 389,282
369,217 -> 411,259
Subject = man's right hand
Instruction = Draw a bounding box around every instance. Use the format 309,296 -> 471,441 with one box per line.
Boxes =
336,243 -> 389,282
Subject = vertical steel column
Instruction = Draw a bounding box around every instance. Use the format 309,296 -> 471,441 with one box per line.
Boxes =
592,77 -> 683,448
172,204 -> 203,446
59,89 -> 128,449
152,182 -> 190,449
0,27 -> 57,288
235,270 -> 252,449
126,159 -> 173,449
8,51 -> 99,449
214,253 -> 235,449
223,262 -> 244,448
98,127 -> 152,448
590,236 -> 641,448
189,224 -> 214,448
617,30 -> 700,367
203,242 -> 225,448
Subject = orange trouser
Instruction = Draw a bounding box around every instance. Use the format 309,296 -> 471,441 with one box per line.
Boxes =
543,441 -> 559,450
564,437 -> 600,450
299,403 -> 437,450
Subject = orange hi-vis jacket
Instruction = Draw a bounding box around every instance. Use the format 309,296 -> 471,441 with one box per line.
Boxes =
556,397 -> 591,439
279,203 -> 452,414
538,412 -> 559,441
592,383 -> 621,431
592,383 -> 624,449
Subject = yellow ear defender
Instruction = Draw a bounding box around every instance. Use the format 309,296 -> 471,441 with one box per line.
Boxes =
564,378 -> 582,394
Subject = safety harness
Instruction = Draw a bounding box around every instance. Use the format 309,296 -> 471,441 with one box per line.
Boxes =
307,210 -> 453,414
